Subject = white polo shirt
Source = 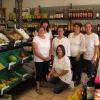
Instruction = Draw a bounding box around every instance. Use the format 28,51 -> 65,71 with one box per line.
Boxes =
52,37 -> 70,57
33,36 -> 50,62
53,56 -> 72,84
84,33 -> 99,60
68,32 -> 85,57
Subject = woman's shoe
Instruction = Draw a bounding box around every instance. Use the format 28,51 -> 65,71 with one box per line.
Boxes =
35,88 -> 43,95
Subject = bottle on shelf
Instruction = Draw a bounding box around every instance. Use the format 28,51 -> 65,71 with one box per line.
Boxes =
96,8 -> 100,18
72,9 -> 76,18
77,9 -> 79,18
68,9 -> 71,18
80,9 -> 83,18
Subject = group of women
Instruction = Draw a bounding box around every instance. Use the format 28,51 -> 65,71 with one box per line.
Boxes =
32,20 -> 99,94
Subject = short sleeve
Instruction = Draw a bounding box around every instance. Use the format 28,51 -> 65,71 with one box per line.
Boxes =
49,30 -> 53,39
66,38 -> 71,57
32,36 -> 38,43
68,33 -> 72,39
94,34 -> 99,46
63,56 -> 71,70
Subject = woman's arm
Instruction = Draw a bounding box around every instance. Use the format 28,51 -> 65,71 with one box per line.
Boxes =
32,42 -> 49,61
76,35 -> 86,61
46,68 -> 55,80
54,70 -> 69,77
92,45 -> 99,64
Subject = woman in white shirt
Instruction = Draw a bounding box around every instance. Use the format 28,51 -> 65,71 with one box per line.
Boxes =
47,45 -> 73,94
32,26 -> 51,94
40,20 -> 53,40
52,26 -> 70,57
68,23 -> 85,86
34,20 -> 53,40
84,22 -> 99,78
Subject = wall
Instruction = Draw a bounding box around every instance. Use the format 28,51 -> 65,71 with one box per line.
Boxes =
2,0 -> 100,19
22,0 -> 100,7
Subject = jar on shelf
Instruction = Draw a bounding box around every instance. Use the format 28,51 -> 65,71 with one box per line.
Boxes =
97,24 -> 100,32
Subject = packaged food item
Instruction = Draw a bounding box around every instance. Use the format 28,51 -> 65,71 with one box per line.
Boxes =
0,33 -> 9,45
8,30 -> 23,41
15,28 -> 30,40
0,63 -> 5,70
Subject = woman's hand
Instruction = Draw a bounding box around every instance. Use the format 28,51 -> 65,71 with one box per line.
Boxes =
46,74 -> 51,81
53,73 -> 59,77
92,56 -> 96,64
44,56 -> 51,61
75,53 -> 80,61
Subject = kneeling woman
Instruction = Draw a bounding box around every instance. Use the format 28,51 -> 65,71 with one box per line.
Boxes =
47,45 -> 73,94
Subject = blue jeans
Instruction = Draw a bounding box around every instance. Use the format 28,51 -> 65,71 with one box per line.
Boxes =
49,77 -> 68,94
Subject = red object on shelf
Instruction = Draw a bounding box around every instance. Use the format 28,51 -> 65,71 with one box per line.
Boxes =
19,51 -> 26,58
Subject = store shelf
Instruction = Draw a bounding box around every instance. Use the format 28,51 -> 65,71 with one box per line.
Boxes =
0,18 -> 5,20
0,23 -> 6,25
0,70 -> 22,95
69,18 -> 100,20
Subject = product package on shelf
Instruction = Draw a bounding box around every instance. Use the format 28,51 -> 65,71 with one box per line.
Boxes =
15,28 -> 30,41
0,63 -> 5,71
82,75 -> 96,100
94,89 -> 100,100
0,32 -> 9,46
67,88 -> 83,100
5,29 -> 23,43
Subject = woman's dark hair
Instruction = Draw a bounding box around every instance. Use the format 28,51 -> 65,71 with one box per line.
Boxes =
74,23 -> 82,28
40,20 -> 50,32
57,25 -> 65,32
56,45 -> 65,57
37,26 -> 45,32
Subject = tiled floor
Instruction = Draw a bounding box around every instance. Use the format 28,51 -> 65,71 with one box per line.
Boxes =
0,73 -> 86,100
14,84 -> 81,100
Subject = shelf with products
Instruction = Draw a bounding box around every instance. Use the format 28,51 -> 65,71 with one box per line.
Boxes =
8,5 -> 100,37
0,29 -> 34,95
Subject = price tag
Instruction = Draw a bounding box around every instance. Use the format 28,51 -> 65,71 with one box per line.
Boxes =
22,39 -> 27,43
22,73 -> 29,80
14,40 -> 21,47
8,62 -> 16,70
22,57 -> 28,64
1,86 -> 9,95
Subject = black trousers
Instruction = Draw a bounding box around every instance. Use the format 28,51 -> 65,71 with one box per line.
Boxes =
49,77 -> 68,94
83,59 -> 96,78
35,61 -> 49,81
70,55 -> 83,83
